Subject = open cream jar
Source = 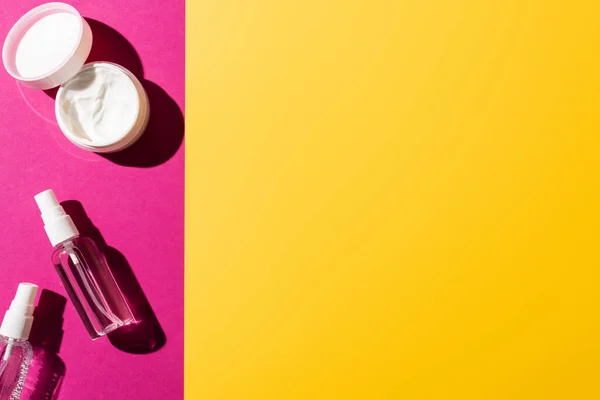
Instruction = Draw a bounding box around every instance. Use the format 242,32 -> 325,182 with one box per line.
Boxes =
2,2 -> 149,153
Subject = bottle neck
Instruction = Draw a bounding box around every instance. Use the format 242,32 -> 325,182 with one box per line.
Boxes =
1,336 -> 27,343
0,336 -> 28,361
54,235 -> 80,248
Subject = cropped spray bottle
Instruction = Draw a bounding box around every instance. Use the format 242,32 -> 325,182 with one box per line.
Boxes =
34,189 -> 134,339
0,283 -> 37,399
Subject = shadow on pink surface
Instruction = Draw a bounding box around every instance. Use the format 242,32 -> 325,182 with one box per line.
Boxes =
23,290 -> 66,400
44,18 -> 184,168
61,200 -> 166,355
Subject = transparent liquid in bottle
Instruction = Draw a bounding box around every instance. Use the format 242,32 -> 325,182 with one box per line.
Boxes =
52,236 -> 134,339
0,337 -> 32,400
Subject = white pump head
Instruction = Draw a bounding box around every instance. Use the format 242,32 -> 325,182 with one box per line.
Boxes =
34,189 -> 79,247
0,283 -> 38,340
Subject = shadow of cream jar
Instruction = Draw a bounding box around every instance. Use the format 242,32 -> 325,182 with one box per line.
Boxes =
2,2 -> 150,153
56,62 -> 149,153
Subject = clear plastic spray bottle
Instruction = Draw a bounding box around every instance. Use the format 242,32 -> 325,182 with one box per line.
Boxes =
34,189 -> 134,339
0,283 -> 37,399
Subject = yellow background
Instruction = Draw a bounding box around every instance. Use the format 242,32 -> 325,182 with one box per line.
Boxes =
186,1 -> 600,398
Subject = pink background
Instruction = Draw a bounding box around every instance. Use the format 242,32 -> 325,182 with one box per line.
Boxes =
0,1 -> 184,399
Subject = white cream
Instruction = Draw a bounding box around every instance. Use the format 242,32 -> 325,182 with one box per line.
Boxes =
57,63 -> 141,147
15,12 -> 80,78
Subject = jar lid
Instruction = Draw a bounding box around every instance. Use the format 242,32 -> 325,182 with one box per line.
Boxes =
2,2 -> 93,90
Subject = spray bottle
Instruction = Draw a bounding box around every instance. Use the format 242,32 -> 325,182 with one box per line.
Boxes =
0,283 -> 37,399
34,190 -> 134,339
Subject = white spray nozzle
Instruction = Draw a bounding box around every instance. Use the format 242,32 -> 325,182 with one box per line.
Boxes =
34,189 -> 79,247
0,283 -> 38,341
35,189 -> 61,216
10,283 -> 38,315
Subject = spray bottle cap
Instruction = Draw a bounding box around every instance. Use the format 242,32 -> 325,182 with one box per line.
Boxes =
0,283 -> 38,340
34,189 -> 79,247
